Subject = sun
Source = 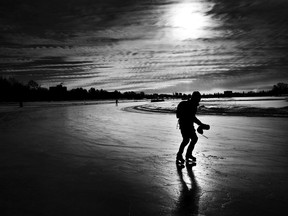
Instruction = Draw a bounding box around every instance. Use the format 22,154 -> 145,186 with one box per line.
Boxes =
169,3 -> 210,40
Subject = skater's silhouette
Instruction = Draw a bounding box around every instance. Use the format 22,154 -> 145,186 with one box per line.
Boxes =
174,164 -> 200,216
176,91 -> 210,164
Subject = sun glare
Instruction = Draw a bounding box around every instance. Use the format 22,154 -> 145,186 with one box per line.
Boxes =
169,3 -> 211,40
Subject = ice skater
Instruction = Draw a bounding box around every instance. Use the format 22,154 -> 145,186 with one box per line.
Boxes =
176,91 -> 210,164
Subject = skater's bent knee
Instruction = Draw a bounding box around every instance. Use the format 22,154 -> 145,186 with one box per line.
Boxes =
181,138 -> 190,145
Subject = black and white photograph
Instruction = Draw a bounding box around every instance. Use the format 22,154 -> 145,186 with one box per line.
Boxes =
1,0 -> 288,215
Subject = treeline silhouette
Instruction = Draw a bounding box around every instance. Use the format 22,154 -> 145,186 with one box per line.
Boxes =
201,83 -> 288,98
1,77 -> 288,103
0,77 -> 152,102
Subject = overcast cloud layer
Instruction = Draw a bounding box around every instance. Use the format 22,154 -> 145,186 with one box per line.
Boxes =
0,0 -> 288,93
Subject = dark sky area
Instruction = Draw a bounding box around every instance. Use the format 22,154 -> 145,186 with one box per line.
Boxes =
0,0 -> 288,93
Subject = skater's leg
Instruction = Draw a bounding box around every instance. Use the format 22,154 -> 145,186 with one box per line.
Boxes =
176,138 -> 189,163
178,137 -> 189,155
186,132 -> 198,160
177,127 -> 190,155
186,139 -> 197,156
177,128 -> 190,163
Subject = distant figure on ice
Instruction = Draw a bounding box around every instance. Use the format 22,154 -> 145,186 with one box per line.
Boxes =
115,99 -> 118,106
176,91 -> 210,164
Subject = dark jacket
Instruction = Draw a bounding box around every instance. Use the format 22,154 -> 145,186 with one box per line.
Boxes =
176,100 -> 199,128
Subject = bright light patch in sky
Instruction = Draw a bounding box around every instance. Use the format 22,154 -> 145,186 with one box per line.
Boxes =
169,2 -> 212,40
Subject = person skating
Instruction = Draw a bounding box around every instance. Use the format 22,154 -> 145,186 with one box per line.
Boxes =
176,91 -> 210,164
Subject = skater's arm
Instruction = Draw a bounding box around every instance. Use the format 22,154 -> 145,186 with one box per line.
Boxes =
193,116 -> 203,126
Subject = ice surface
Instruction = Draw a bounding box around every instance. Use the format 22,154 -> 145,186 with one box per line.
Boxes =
1,101 -> 288,215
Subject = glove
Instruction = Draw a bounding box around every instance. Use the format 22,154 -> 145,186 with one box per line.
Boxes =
197,124 -> 210,134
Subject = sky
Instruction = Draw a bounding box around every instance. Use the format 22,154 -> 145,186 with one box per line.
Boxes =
0,0 -> 288,94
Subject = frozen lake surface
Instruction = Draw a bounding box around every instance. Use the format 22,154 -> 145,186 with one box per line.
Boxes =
1,101 -> 288,215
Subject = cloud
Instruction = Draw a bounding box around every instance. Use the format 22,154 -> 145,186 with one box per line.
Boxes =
0,0 -> 288,93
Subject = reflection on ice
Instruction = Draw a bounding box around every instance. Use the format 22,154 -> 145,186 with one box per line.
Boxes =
174,163 -> 200,216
